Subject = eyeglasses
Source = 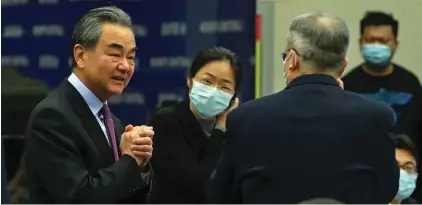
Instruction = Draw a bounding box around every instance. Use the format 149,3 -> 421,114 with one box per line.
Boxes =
399,162 -> 417,174
194,78 -> 235,94
281,48 -> 300,64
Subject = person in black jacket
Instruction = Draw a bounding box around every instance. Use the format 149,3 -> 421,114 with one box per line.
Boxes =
24,6 -> 153,203
149,46 -> 242,203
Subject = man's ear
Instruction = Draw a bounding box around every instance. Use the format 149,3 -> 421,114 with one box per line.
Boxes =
288,53 -> 299,73
73,44 -> 86,68
339,57 -> 348,77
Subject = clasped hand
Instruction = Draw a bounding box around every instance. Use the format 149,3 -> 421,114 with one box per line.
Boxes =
120,124 -> 154,167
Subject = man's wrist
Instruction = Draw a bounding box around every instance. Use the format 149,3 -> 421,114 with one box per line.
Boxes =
122,152 -> 142,166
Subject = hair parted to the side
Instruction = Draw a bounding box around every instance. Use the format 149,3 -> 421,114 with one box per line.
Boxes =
71,6 -> 133,68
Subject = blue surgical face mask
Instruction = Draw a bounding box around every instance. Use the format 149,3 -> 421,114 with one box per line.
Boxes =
394,169 -> 417,201
189,80 -> 234,119
361,44 -> 392,69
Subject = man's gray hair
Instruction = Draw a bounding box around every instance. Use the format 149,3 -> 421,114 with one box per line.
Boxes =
71,6 -> 133,66
287,12 -> 349,70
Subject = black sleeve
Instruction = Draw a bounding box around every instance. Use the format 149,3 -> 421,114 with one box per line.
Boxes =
25,107 -> 144,203
149,113 -> 225,199
208,112 -> 239,204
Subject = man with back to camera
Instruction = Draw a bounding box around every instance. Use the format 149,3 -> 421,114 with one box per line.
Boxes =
209,12 -> 399,204
342,12 -> 422,201
24,6 -> 154,203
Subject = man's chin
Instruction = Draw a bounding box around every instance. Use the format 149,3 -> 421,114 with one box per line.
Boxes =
107,86 -> 124,96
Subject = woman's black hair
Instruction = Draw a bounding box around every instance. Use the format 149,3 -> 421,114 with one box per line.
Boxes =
188,46 -> 242,90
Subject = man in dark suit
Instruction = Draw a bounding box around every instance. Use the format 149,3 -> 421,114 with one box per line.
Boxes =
24,6 -> 154,203
209,12 -> 399,204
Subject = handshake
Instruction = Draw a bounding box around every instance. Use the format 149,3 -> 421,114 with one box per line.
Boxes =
119,124 -> 154,167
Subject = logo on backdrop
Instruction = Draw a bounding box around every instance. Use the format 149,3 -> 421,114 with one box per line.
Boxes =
39,55 -> 60,69
1,0 -> 29,6
33,25 -> 64,37
160,22 -> 187,37
2,25 -> 25,38
157,92 -> 184,105
149,56 -> 191,68
108,92 -> 146,105
1,55 -> 30,68
38,0 -> 58,5
199,19 -> 243,34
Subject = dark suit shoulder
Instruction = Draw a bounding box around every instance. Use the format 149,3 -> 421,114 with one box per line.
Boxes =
25,96 -> 80,157
340,90 -> 396,131
30,83 -> 70,115
231,93 -> 280,115
227,93 -> 280,129
28,92 -> 67,125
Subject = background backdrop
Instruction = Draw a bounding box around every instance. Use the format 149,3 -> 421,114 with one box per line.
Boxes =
2,0 -> 256,125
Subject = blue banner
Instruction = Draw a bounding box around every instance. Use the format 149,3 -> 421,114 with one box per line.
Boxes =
2,0 -> 256,125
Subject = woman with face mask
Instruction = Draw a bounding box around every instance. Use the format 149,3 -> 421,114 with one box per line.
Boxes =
148,46 -> 241,203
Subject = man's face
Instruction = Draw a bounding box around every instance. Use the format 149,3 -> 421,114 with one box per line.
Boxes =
396,148 -> 418,177
360,25 -> 398,56
74,23 -> 136,100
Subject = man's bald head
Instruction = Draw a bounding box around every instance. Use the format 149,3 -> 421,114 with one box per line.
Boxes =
287,12 -> 349,70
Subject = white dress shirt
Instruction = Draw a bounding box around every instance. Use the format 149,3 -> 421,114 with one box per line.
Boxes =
68,73 -> 110,145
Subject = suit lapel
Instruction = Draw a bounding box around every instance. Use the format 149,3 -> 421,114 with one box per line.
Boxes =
112,115 -> 123,156
63,81 -> 114,164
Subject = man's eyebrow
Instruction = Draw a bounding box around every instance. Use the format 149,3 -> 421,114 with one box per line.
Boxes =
107,43 -> 137,52
107,43 -> 124,50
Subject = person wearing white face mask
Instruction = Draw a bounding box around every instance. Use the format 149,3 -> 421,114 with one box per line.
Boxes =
148,46 -> 241,203
390,134 -> 419,204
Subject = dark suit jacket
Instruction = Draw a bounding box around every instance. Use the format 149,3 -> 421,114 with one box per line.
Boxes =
24,80 -> 152,203
209,74 -> 400,204
148,101 -> 225,203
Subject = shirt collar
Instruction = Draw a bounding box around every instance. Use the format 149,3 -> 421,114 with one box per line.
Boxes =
286,74 -> 339,89
67,73 -> 105,116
